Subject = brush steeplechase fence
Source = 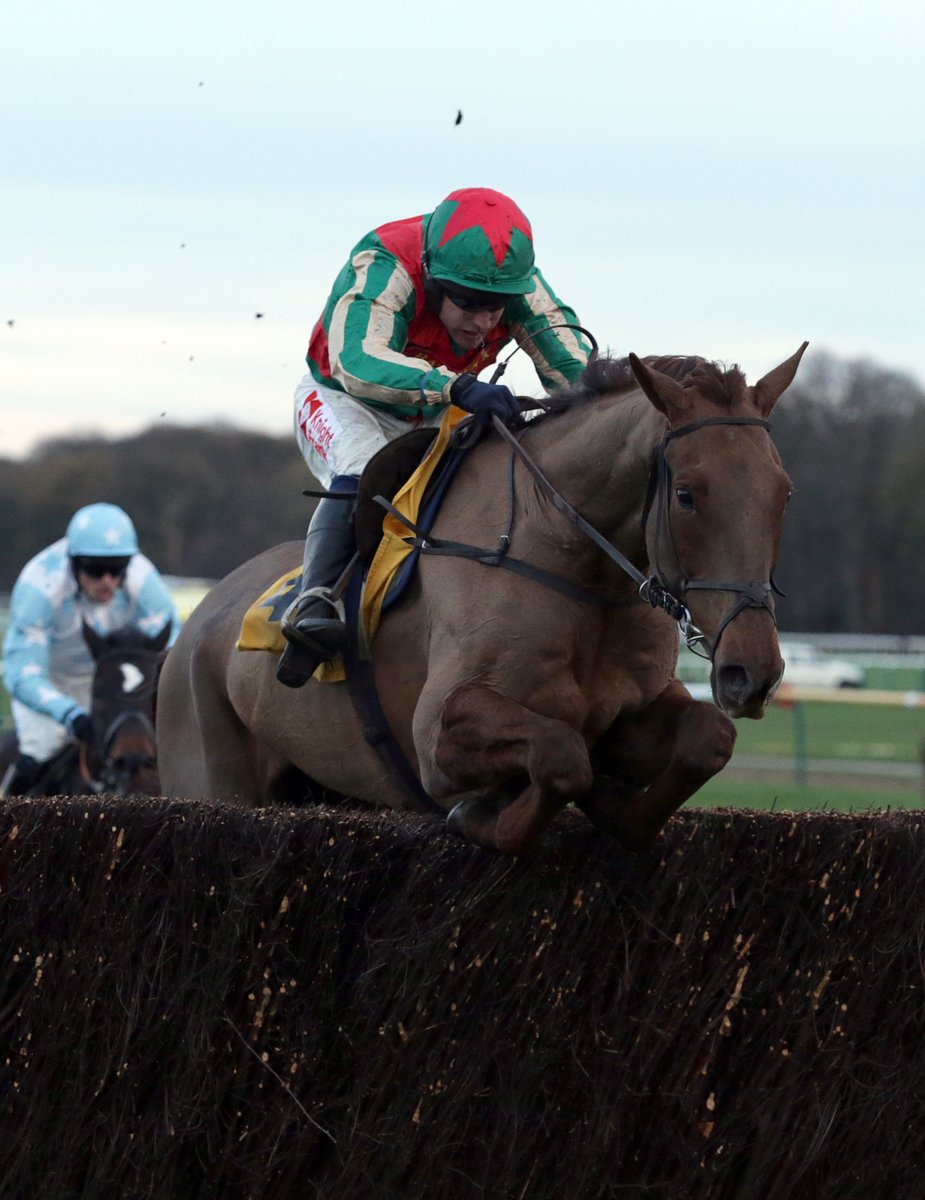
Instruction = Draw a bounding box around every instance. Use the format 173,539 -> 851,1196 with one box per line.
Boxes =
0,797 -> 922,1199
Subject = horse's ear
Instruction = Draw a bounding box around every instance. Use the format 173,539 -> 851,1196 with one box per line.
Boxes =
629,353 -> 691,420
149,622 -> 172,654
751,342 -> 809,416
81,620 -> 107,661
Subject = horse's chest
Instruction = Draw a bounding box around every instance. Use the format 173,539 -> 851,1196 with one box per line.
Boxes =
583,640 -> 676,733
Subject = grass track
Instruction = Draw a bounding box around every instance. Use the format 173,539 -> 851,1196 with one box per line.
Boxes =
730,697 -> 924,762
693,773 -> 923,813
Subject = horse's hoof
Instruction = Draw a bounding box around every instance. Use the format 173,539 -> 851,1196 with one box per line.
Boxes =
445,794 -> 505,850
445,799 -> 469,840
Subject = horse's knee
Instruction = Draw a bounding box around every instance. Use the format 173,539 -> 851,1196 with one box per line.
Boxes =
525,724 -> 593,800
578,700 -> 738,853
435,684 -> 502,775
674,704 -> 737,781
435,681 -> 591,798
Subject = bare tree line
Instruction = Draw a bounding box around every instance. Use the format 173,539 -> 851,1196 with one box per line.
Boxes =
1,351 -> 923,634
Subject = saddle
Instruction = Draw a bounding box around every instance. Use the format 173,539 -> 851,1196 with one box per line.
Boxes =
237,405 -> 469,662
235,403 -> 493,808
355,427 -> 439,564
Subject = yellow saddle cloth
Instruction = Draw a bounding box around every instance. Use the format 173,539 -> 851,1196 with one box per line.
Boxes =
236,405 -> 466,681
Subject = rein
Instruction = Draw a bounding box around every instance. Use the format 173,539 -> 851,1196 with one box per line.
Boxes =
380,411 -> 779,662
498,413 -> 780,659
490,417 -> 702,640
487,329 -> 777,655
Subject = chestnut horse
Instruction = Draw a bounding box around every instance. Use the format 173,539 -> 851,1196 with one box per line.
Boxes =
157,345 -> 806,854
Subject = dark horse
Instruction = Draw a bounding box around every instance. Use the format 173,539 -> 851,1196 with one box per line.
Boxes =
157,345 -> 807,854
0,622 -> 170,798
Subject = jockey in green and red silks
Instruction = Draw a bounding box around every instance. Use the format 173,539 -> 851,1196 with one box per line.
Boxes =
304,188 -> 591,427
280,187 -> 593,688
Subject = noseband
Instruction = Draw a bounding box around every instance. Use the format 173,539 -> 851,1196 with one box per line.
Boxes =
83,709 -> 158,794
644,416 -> 780,659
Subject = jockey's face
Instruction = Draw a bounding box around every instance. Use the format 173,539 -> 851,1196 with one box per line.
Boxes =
77,569 -> 123,603
438,295 -> 505,351
74,557 -> 129,604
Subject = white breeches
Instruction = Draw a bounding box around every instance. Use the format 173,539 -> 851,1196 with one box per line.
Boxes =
13,694 -> 83,761
12,661 -> 92,761
293,372 -> 445,489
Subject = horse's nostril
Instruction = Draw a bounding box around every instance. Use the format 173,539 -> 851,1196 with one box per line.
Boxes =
716,663 -> 749,699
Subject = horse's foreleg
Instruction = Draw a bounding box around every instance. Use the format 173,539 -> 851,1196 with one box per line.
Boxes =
578,683 -> 736,851
431,683 -> 592,856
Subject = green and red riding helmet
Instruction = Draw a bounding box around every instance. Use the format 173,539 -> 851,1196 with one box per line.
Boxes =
424,187 -> 537,299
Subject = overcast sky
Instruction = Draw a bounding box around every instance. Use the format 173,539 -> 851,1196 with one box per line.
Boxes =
3,0 -> 924,458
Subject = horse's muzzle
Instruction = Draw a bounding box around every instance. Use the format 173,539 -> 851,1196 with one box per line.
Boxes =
711,659 -> 783,719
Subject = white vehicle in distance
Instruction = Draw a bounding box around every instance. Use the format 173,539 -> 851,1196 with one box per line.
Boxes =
778,641 -> 865,689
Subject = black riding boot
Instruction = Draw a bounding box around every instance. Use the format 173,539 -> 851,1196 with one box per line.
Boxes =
0,752 -> 41,799
277,474 -> 358,688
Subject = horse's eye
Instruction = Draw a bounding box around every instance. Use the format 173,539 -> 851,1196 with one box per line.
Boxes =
675,487 -> 695,511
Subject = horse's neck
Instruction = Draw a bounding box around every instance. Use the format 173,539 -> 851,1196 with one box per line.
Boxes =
526,393 -> 662,559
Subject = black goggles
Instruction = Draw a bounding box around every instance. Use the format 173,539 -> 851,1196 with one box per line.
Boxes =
439,282 -> 510,312
73,556 -> 131,579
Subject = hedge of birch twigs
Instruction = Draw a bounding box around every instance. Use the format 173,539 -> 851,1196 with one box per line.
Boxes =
0,796 -> 923,1200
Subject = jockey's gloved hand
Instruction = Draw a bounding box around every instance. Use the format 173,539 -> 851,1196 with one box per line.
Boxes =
450,375 -> 521,424
66,710 -> 93,745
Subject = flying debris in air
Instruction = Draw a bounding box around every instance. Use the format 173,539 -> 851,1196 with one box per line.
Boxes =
255,312 -> 264,319
455,110 -> 463,125
6,319 -> 13,327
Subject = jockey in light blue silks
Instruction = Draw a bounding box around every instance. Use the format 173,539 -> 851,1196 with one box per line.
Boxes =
278,186 -> 593,687
1,503 -> 180,797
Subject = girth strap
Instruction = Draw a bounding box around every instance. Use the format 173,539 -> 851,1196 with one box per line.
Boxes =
340,568 -> 442,812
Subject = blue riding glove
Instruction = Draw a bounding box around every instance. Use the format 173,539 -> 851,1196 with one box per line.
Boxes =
450,375 -> 521,424
66,710 -> 93,745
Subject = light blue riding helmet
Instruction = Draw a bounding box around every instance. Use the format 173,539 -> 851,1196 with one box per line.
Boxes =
66,503 -> 139,557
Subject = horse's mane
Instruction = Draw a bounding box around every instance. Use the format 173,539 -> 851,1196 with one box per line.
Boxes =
542,354 -> 748,415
